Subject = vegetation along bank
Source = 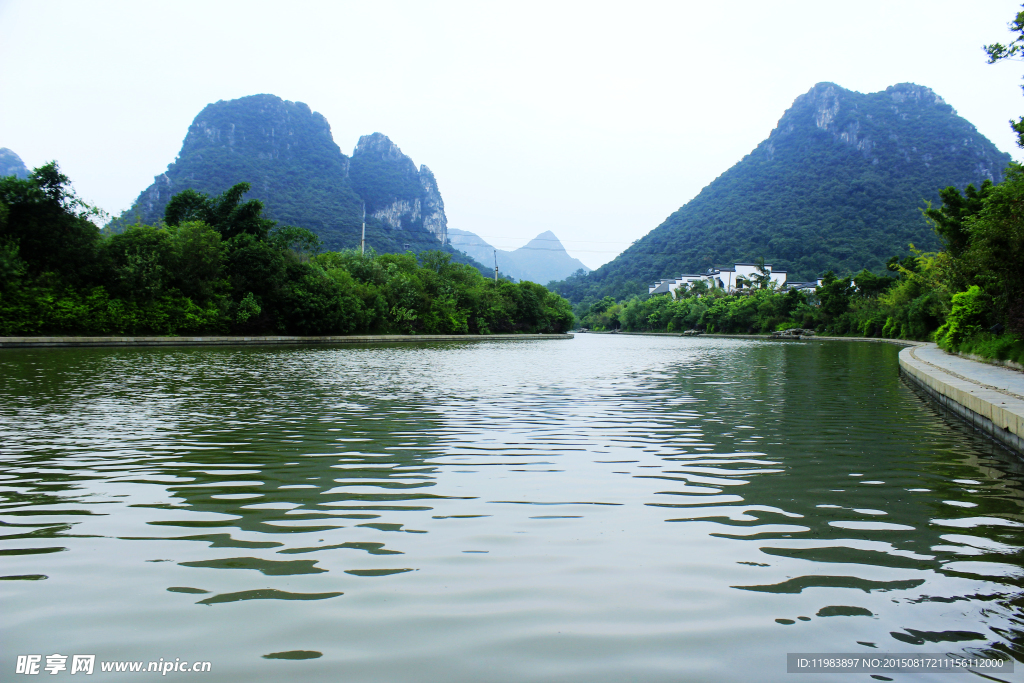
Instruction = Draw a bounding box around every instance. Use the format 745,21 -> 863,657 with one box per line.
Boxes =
0,166 -> 574,337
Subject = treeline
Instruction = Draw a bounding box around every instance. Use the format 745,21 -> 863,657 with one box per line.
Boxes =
0,163 -> 573,336
578,166 -> 1024,365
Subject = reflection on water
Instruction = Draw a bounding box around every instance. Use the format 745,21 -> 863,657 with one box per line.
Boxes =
1,336 -> 1022,682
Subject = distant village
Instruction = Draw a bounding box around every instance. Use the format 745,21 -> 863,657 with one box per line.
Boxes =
648,263 -> 822,296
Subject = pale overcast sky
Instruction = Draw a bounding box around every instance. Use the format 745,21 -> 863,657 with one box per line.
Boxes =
2,1 -> 1023,268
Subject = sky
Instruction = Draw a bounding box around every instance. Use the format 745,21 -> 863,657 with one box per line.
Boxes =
2,1 -> 1024,270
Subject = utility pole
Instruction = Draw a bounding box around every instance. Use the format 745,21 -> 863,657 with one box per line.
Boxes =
360,203 -> 366,256
494,249 -> 498,283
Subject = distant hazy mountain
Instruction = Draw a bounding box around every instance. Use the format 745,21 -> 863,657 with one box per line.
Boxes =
110,94 -> 481,267
551,82 -> 1012,304
0,148 -> 29,179
448,228 -> 590,284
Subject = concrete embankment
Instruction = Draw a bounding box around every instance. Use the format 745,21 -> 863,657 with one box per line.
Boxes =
899,343 -> 1024,457
0,333 -> 573,348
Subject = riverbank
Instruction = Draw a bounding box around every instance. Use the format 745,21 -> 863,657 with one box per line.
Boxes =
0,333 -> 574,348
899,343 -> 1024,457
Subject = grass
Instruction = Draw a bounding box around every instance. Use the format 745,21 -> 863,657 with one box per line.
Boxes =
946,332 -> 1024,366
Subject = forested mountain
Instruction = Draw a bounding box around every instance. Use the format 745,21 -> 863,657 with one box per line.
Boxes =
448,229 -> 590,284
110,95 -> 478,265
551,82 -> 1012,304
0,148 -> 29,179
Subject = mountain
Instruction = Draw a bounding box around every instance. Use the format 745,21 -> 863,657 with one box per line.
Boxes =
350,133 -> 448,245
111,95 -> 476,264
448,229 -> 591,284
550,82 -> 1013,304
0,148 -> 30,179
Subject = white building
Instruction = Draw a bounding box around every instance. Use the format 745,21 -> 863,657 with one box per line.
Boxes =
732,263 -> 787,289
649,263 -> 788,296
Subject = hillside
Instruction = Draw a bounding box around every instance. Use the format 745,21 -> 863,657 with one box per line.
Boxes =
110,95 -> 479,265
448,229 -> 590,284
550,82 -> 1012,304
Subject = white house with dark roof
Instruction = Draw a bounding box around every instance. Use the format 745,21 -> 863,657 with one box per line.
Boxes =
782,277 -> 825,294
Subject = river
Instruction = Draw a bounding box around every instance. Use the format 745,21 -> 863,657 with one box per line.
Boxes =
1,335 -> 1021,682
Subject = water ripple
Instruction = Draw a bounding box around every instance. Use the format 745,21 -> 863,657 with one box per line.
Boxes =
1,337 -> 1022,680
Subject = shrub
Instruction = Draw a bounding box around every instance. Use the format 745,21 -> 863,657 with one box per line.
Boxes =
936,285 -> 991,348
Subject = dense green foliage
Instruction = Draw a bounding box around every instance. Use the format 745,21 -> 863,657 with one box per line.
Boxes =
550,82 -> 1011,305
108,95 -> 484,270
0,167 -> 573,336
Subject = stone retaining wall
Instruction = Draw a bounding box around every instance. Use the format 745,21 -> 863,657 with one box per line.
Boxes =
899,346 -> 1023,457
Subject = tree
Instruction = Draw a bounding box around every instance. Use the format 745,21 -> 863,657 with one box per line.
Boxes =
817,271 -> 852,321
853,268 -> 896,298
165,183 -> 274,240
959,165 -> 1024,335
168,221 -> 226,301
269,225 -> 322,256
0,162 -> 104,283
985,5 -> 1024,147
752,257 -> 773,290
886,254 -> 918,274
590,296 -> 617,316
103,224 -> 172,301
924,182 -> 994,257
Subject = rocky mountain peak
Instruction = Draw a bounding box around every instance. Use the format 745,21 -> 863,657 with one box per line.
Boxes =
886,82 -> 946,107
354,132 -> 414,168
761,82 -> 1002,184
181,94 -> 339,164
0,148 -> 30,179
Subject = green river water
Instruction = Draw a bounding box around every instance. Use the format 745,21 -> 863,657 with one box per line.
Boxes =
1,335 -> 1021,682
